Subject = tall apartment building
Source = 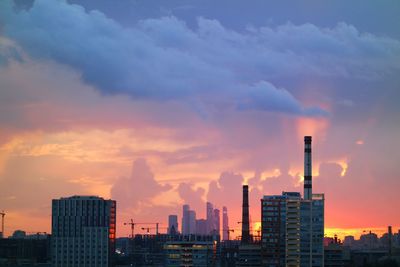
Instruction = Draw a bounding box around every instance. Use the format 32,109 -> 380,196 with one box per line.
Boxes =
261,136 -> 324,267
51,196 -> 116,267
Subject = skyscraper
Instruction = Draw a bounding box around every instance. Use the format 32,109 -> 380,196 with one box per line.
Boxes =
196,219 -> 207,235
188,210 -> 197,235
168,215 -> 178,235
52,196 -> 116,267
222,206 -> 229,241
213,208 -> 220,236
206,202 -> 214,235
182,205 -> 190,235
182,205 -> 197,235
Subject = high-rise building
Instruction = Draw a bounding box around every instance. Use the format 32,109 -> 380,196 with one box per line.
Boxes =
206,202 -> 214,235
213,208 -> 220,236
182,205 -> 190,235
52,196 -> 116,267
196,219 -> 207,235
222,207 -> 229,241
261,192 -> 300,266
261,136 -> 324,267
168,215 -> 178,235
182,205 -> 197,235
188,210 -> 197,235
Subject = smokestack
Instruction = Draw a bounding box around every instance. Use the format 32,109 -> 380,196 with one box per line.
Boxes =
241,185 -> 250,244
304,136 -> 312,200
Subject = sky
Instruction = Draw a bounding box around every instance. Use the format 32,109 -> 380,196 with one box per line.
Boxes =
0,0 -> 399,239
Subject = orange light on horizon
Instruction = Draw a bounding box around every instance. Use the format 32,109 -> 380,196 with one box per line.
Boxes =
325,226 -> 398,241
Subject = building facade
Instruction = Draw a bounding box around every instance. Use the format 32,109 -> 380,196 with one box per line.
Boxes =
51,196 -> 116,267
164,240 -> 217,267
261,192 -> 324,267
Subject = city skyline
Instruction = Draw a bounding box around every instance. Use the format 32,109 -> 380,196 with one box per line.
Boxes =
0,0 -> 400,243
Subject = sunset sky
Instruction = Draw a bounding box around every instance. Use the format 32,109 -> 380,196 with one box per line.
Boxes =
0,0 -> 399,240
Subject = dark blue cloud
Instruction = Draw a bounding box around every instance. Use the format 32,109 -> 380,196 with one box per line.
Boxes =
1,0 -> 399,117
68,0 -> 400,39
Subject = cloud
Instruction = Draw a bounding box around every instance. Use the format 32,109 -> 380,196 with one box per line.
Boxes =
13,0 -> 35,11
0,0 -> 362,116
0,154 -> 109,215
207,172 -> 244,218
177,182 -> 205,214
238,81 -> 329,116
111,158 -> 171,210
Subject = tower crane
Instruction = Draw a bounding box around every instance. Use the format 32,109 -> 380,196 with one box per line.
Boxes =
225,228 -> 235,241
123,219 -> 135,238
123,219 -> 163,237
141,226 -> 168,235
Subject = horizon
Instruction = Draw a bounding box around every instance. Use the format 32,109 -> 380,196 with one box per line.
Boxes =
0,0 -> 399,244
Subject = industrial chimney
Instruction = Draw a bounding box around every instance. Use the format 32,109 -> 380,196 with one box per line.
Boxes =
304,136 -> 312,200
241,185 -> 250,244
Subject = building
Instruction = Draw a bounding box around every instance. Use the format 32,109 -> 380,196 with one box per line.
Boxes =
188,210 -> 197,235
182,205 -> 197,235
164,240 -> 218,267
300,194 -> 324,267
182,205 -> 190,235
0,234 -> 51,266
206,202 -> 214,235
168,215 -> 179,235
261,136 -> 324,267
261,192 -> 301,266
324,238 -> 351,267
196,219 -> 207,235
222,207 -> 229,241
51,195 -> 116,267
213,208 -> 220,237
237,244 -> 262,267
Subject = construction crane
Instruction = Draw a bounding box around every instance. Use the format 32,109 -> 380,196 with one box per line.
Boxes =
123,219 -> 135,238
123,219 -> 162,237
225,228 -> 235,241
141,226 -> 168,235
0,211 -> 5,238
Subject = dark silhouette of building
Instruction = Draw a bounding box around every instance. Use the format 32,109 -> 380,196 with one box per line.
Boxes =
222,206 -> 229,241
52,196 -> 116,267
0,234 -> 51,266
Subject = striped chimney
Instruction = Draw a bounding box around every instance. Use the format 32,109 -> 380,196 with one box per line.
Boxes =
304,136 -> 312,200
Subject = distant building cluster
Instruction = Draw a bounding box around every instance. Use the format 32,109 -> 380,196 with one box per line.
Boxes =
179,202 -> 226,238
0,136 -> 399,266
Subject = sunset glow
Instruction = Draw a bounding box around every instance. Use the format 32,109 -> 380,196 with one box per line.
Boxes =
0,0 -> 399,248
